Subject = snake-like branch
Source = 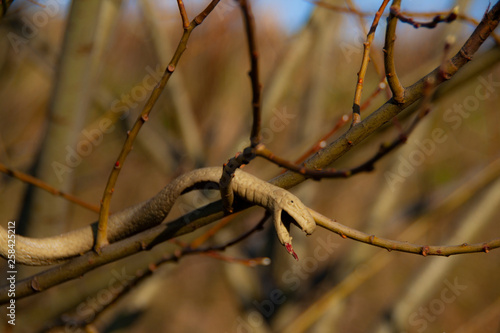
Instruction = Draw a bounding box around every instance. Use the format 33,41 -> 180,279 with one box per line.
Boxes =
0,168 -> 315,265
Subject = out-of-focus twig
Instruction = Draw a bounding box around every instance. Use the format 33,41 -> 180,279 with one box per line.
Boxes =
309,0 -> 500,44
0,162 -> 100,213
392,5 -> 458,29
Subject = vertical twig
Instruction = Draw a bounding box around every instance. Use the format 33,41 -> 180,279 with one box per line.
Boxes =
384,0 -> 405,104
239,0 -> 262,147
351,0 -> 390,126
219,0 -> 261,213
176,0 -> 189,29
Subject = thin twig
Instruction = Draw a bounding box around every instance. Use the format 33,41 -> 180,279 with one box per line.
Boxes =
189,214 -> 237,249
384,0 -> 405,104
351,0 -> 390,126
95,0 -> 221,251
392,5 -> 458,29
309,0 -> 500,44
176,0 -> 189,29
345,0 -> 391,99
238,0 -> 262,147
312,210 -> 499,257
219,0 -> 261,213
0,162 -> 100,213
255,143 -> 380,179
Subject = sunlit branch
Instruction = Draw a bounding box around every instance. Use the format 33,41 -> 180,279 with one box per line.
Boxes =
384,0 -> 405,104
94,0 -> 221,252
351,0 -> 390,126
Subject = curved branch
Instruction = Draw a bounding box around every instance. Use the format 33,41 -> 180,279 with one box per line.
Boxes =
384,0 -> 405,104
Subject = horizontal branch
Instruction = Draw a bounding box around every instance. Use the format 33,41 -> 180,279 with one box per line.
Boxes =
391,5 -> 458,29
312,210 -> 499,256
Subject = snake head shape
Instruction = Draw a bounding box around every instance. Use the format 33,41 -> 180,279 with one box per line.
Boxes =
271,188 -> 316,260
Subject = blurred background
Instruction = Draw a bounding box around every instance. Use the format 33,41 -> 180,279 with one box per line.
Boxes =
0,0 -> 500,332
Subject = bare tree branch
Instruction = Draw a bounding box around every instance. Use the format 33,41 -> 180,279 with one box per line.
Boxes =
95,0 -> 221,251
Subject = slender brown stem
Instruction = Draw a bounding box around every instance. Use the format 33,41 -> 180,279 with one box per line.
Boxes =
176,0 -> 189,29
255,141 -> 400,180
0,162 -> 100,213
219,0 -> 260,214
95,0 -> 221,251
384,0 -> 405,104
392,5 -> 458,29
313,210 -> 500,257
351,0 -> 390,126
310,0 -> 500,44
238,0 -> 262,147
